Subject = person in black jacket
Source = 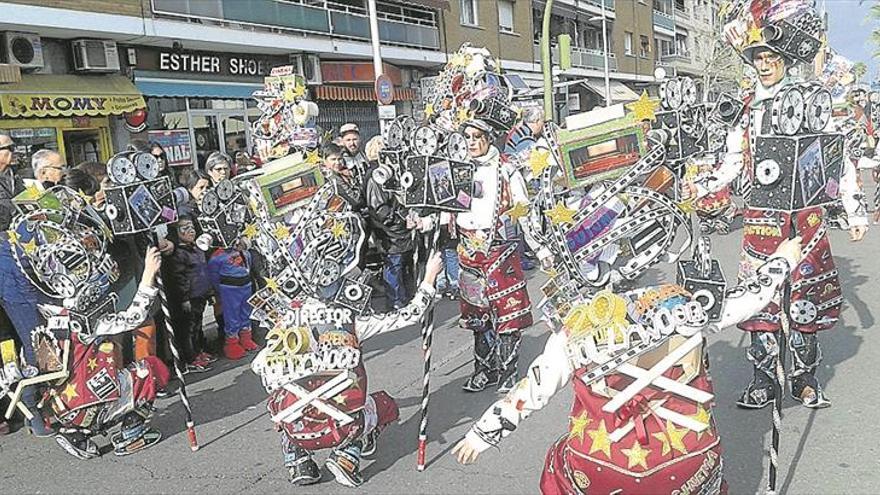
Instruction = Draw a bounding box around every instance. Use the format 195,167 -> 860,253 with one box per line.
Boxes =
0,134 -> 24,229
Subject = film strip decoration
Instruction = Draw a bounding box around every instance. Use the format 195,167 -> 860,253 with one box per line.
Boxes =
104,152 -> 177,235
196,179 -> 252,250
251,66 -> 320,163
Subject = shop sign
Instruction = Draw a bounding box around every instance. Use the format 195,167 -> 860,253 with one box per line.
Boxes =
147,129 -> 192,167
321,62 -> 402,85
133,47 -> 288,78
0,94 -> 145,118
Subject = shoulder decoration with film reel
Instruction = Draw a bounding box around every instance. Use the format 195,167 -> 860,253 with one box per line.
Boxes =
196,179 -> 254,250
9,186 -> 121,339
251,65 -> 320,163
751,80 -> 845,212
104,151 -> 178,235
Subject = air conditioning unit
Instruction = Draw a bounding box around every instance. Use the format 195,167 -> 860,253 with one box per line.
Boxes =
292,54 -> 322,85
4,32 -> 43,70
72,40 -> 120,72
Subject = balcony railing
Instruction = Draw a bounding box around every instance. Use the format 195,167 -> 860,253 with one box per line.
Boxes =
653,10 -> 675,31
661,52 -> 691,63
585,0 -> 615,11
534,44 -> 618,71
151,0 -> 440,49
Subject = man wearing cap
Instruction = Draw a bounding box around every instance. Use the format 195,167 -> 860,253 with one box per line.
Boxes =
685,5 -> 867,409
422,119 -> 549,393
339,123 -> 369,185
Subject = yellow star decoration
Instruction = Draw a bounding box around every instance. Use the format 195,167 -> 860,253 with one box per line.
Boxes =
7,230 -> 18,244
652,420 -> 689,456
586,419 -> 613,459
283,86 -> 296,102
529,148 -> 551,177
449,52 -> 467,68
621,440 -> 652,470
273,223 -> 290,240
546,202 -> 576,225
506,202 -> 529,223
456,106 -> 472,124
677,199 -> 696,215
626,91 -> 660,122
333,394 -> 347,406
243,223 -> 259,240
746,24 -> 764,46
690,405 -> 714,441
87,358 -> 99,372
62,383 -> 79,402
21,238 -> 37,255
424,103 -> 436,119
264,277 -> 280,293
291,83 -> 306,99
305,149 -> 321,165
24,183 -> 41,199
568,411 -> 592,444
330,220 -> 347,239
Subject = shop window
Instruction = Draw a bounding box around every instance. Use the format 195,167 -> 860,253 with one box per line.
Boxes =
146,97 -> 189,131
7,127 -> 57,172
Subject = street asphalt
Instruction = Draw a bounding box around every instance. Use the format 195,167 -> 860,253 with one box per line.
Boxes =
2,211 -> 879,494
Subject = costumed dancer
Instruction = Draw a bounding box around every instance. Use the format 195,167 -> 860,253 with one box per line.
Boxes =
452,112 -> 806,492
5,187 -> 169,458
689,0 -> 868,409
242,178 -> 443,487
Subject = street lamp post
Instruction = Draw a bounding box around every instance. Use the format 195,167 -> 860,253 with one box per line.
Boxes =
367,0 -> 387,134
541,0 -> 555,120
600,0 -> 611,105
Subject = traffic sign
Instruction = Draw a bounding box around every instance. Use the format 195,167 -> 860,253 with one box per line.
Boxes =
375,74 -> 394,105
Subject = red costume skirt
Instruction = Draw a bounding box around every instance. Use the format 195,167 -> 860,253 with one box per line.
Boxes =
457,241 -> 532,334
738,207 -> 841,333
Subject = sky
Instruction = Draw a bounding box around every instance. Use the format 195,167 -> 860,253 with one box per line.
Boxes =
826,0 -> 879,79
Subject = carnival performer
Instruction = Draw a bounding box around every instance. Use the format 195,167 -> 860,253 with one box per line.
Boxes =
6,187 -> 169,459
685,2 -> 868,409
452,238 -> 801,494
420,118 -> 550,393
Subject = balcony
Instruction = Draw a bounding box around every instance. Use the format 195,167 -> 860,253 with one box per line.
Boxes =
151,0 -> 441,50
653,10 -> 675,33
534,44 -> 618,72
585,0 -> 615,11
662,52 -> 691,63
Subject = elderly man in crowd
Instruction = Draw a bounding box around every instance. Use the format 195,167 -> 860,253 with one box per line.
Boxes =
28,149 -> 66,190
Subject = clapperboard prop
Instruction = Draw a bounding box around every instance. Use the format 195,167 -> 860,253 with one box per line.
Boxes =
198,179 -> 251,248
104,152 -> 177,235
676,236 -> 726,322
401,155 -> 476,212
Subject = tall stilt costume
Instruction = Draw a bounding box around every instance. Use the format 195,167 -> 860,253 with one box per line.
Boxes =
451,40 -> 807,490
700,0 -> 868,409
236,67 -> 442,487
3,187 -> 168,459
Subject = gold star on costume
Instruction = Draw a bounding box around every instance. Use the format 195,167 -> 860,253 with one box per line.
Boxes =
243,223 -> 259,240
23,183 -> 41,199
62,383 -> 79,401
291,83 -> 306,99
330,221 -> 347,239
87,358 -> 99,372
21,238 -> 37,255
449,53 -> 466,68
506,202 -> 529,223
626,91 -> 660,122
264,277 -> 280,293
424,103 -> 436,118
652,420 -> 689,456
677,200 -> 696,214
586,419 -> 613,459
529,148 -> 551,177
283,86 -> 296,102
305,149 -> 321,165
621,440 -> 652,470
690,405 -> 713,441
746,25 -> 764,46
273,224 -> 290,240
568,411 -> 592,444
546,202 -> 576,225
333,394 -> 347,406
456,106 -> 472,125
7,230 -> 18,244
106,356 -> 114,365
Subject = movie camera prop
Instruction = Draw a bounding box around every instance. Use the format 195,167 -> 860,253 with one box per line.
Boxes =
750,82 -> 843,212
196,178 -> 253,250
676,236 -> 726,322
103,152 -> 177,235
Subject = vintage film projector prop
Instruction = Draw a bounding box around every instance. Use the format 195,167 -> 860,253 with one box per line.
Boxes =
196,178 -> 253,250
651,77 -> 726,172
104,152 -> 177,235
750,82 -> 843,212
102,153 -> 201,451
676,236 -> 727,322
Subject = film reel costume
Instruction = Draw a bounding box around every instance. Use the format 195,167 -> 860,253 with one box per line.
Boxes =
454,95 -> 804,493
239,169 -> 438,487
695,0 -> 869,409
5,187 -> 169,459
399,45 -> 550,393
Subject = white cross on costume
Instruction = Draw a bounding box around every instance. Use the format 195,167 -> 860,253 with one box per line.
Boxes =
270,371 -> 355,426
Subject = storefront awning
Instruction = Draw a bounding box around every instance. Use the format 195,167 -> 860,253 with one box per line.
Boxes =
0,75 -> 145,118
135,76 -> 263,99
315,85 -> 416,102
581,78 -> 640,103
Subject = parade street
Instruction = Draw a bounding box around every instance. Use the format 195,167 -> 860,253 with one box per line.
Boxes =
1,218 -> 878,495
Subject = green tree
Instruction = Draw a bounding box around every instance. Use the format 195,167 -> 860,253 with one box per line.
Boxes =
854,61 -> 868,82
